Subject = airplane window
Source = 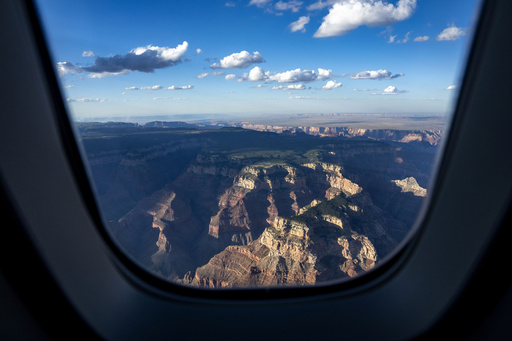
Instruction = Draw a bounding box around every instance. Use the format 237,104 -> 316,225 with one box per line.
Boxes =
33,0 -> 481,289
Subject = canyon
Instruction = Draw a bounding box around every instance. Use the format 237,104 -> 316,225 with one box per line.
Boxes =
78,121 -> 439,288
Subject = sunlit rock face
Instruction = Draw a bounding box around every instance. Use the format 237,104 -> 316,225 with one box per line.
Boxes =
392,177 -> 427,197
190,198 -> 382,288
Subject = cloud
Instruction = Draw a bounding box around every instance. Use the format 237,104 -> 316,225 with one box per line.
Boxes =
350,69 -> 404,80
249,0 -> 272,8
275,0 -> 303,12
78,41 -> 188,76
124,86 -> 139,90
239,67 -> 334,83
289,16 -> 310,32
289,96 -> 314,99
307,0 -> 337,11
196,48 -> 202,54
66,97 -> 106,103
88,70 -> 130,78
322,80 -> 342,89
382,85 -> 406,94
436,25 -> 466,41
314,0 -> 417,38
352,88 -> 375,92
63,85 -> 74,89
414,35 -> 429,42
225,74 -> 237,80
198,71 -> 226,78
269,68 -> 332,83
56,62 -> 81,76
271,84 -> 306,90
167,85 -> 194,90
446,85 -> 457,90
140,85 -> 163,90
82,50 -> 95,57
384,29 -> 410,44
225,2 -> 236,7
241,66 -> 270,81
210,51 -> 264,69
396,31 -> 410,43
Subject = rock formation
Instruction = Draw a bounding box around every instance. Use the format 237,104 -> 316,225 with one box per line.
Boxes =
392,177 -> 427,197
187,194 -> 382,288
78,123 -> 436,288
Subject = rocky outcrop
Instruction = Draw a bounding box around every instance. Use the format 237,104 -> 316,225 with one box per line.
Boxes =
188,194 -> 380,288
233,124 -> 443,145
206,162 -> 363,248
392,177 -> 427,197
109,157 -> 398,285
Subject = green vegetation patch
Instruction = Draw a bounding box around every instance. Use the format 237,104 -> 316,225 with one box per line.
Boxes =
290,195 -> 349,223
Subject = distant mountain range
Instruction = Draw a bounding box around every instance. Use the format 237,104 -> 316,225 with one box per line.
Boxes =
78,121 -> 438,288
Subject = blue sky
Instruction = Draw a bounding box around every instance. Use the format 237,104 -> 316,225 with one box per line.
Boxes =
35,0 -> 481,119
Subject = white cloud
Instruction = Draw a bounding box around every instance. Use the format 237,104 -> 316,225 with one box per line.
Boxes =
63,85 -> 74,89
82,50 -> 95,57
436,25 -> 466,41
275,0 -> 303,12
289,96 -> 313,99
249,0 -> 272,8
245,66 -> 270,81
314,0 -> 417,38
396,31 -> 410,44
269,68 -> 332,83
211,51 -> 264,69
239,67 -> 334,83
446,85 -> 457,90
271,84 -> 306,90
350,69 -> 404,80
198,71 -> 226,78
289,16 -> 310,33
352,88 -> 374,92
87,70 -> 130,78
414,35 -> 429,42
124,86 -> 139,90
307,0 -> 337,11
140,85 -> 163,90
167,85 -> 194,90
225,74 -> 237,80
322,80 -> 342,89
382,85 -> 406,94
196,48 -> 202,54
225,2 -> 236,7
130,42 -> 188,61
388,35 -> 397,43
384,85 -> 398,94
67,97 -> 106,103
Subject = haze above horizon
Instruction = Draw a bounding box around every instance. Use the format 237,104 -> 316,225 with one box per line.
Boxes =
36,0 -> 480,119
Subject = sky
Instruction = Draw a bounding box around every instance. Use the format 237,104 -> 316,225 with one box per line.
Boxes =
35,0 -> 481,120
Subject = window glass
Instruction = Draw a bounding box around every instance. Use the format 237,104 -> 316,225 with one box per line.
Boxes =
35,0 -> 481,288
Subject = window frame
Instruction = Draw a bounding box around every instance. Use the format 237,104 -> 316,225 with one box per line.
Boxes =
2,0 -> 512,339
